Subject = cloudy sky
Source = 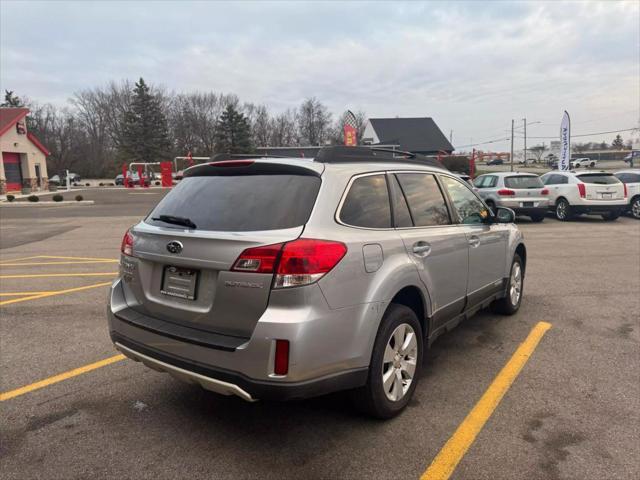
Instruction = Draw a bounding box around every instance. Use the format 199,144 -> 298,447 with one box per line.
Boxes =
1,0 -> 638,151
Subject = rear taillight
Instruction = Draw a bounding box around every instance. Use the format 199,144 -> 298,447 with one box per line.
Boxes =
541,188 -> 549,195
121,230 -> 134,256
231,238 -> 347,289
275,239 -> 347,288
274,339 -> 289,375
231,243 -> 283,273
577,183 -> 586,198
623,183 -> 628,198
497,189 -> 516,196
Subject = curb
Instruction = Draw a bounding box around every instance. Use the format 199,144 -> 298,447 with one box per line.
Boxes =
0,201 -> 95,207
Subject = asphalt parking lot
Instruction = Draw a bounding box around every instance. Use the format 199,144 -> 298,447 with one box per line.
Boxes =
1,188 -> 639,480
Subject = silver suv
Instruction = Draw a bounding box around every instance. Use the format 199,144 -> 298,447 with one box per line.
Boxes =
107,146 -> 527,418
473,172 -> 549,222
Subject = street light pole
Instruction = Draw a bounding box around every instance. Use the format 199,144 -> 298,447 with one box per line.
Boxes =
523,117 -> 527,167
510,119 -> 514,172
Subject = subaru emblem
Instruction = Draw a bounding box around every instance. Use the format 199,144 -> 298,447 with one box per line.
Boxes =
166,241 -> 183,254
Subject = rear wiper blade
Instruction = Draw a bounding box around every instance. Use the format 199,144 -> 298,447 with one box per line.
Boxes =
152,215 -> 197,229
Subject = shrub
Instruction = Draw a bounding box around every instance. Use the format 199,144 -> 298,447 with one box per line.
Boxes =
52,194 -> 64,202
440,155 -> 471,174
85,183 -> 90,186
155,181 -> 160,186
6,194 -> 15,202
75,195 -> 84,201
109,182 -> 115,186
27,195 -> 39,202
98,182 -> 104,186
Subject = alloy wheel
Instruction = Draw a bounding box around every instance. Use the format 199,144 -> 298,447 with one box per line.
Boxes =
510,262 -> 522,306
556,201 -> 567,220
382,323 -> 418,402
632,199 -> 640,219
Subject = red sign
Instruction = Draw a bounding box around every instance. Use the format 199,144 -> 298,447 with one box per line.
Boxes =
160,161 -> 173,187
344,125 -> 357,146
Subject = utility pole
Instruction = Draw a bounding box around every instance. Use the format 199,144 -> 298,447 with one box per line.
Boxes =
449,130 -> 453,144
523,118 -> 527,167
510,119 -> 514,172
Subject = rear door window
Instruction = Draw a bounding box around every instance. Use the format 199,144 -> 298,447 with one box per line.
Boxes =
395,173 -> 450,226
577,174 -> 620,185
388,174 -> 413,228
146,174 -> 320,231
340,174 -> 391,228
504,175 -> 544,189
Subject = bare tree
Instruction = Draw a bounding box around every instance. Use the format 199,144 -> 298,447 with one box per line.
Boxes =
529,144 -> 546,163
297,97 -> 332,146
270,109 -> 298,146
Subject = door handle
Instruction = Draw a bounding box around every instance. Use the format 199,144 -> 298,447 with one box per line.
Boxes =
468,236 -> 481,248
412,242 -> 431,256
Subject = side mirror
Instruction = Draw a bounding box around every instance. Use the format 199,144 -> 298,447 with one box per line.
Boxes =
494,207 -> 516,223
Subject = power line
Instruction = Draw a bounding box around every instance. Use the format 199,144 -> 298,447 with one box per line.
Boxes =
455,137 -> 511,149
521,127 -> 637,139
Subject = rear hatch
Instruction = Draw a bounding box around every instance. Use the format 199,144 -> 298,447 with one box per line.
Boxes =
503,175 -> 547,206
577,173 -> 624,201
122,160 -> 322,339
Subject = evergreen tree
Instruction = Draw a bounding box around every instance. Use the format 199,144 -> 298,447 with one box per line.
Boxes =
120,78 -> 171,162
1,90 -> 24,107
214,104 -> 253,154
611,134 -> 625,150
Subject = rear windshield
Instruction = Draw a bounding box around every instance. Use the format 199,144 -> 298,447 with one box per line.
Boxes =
577,174 -> 619,185
504,176 -> 543,189
146,175 -> 320,231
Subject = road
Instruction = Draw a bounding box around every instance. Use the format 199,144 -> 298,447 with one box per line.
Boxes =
1,189 -> 639,479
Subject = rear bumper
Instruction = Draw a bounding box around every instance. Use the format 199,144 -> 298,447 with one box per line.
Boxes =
570,203 -> 627,215
112,335 -> 367,401
510,206 -> 547,217
107,278 -> 372,401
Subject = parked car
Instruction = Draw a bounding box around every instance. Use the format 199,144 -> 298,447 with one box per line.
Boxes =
115,173 -> 150,186
614,169 -> 640,219
108,146 -> 527,419
570,158 -> 597,168
49,172 -> 81,185
486,158 -> 504,166
473,172 -> 549,222
541,171 -> 627,221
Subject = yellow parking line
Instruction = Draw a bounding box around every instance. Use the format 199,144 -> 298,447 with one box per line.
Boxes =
37,255 -> 118,261
0,291 -> 56,296
0,354 -> 126,401
0,272 -> 118,279
0,260 -> 118,266
0,255 -> 42,264
0,255 -> 118,265
420,321 -> 552,480
0,281 -> 113,306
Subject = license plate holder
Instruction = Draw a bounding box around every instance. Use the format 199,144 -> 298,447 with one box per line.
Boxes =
161,266 -> 198,300
522,201 -> 534,207
601,193 -> 612,199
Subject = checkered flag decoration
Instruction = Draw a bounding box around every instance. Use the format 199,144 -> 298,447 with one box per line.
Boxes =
343,110 -> 358,146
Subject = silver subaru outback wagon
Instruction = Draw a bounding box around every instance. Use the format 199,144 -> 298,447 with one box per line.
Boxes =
107,146 -> 526,418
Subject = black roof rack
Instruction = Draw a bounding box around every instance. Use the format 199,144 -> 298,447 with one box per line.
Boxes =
314,146 -> 445,169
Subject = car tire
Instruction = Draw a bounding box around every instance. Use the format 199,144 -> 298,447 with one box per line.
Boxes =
352,304 -> 423,419
601,211 -> 620,221
492,254 -> 524,315
530,214 -> 545,223
631,197 -> 640,220
555,198 -> 572,221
